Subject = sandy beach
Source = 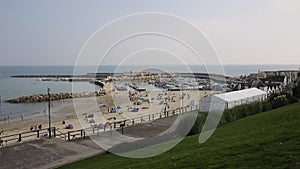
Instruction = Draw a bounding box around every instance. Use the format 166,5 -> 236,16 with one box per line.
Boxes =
0,82 -> 213,144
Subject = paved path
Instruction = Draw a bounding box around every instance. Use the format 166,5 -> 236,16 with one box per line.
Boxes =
0,138 -> 104,169
0,111 -> 197,169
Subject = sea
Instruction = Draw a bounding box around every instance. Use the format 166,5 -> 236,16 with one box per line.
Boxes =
0,65 -> 299,119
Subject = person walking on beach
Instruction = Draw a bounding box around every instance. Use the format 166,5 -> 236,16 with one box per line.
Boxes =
0,137 -> 3,147
20,113 -> 23,121
38,124 -> 42,130
7,116 -> 9,123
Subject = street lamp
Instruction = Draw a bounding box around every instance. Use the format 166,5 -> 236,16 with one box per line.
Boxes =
181,82 -> 184,107
48,88 -> 51,137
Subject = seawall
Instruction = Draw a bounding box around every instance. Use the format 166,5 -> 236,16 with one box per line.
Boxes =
6,91 -> 106,103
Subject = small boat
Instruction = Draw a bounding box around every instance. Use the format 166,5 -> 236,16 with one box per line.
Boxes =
89,80 -> 104,88
42,78 -> 51,81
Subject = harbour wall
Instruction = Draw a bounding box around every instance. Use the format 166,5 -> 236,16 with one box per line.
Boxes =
6,91 -> 106,103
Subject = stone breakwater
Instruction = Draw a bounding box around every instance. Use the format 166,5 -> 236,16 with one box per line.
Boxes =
6,91 -> 106,103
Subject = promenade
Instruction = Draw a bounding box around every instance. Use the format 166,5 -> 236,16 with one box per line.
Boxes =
0,112 -> 187,169
0,138 -> 104,169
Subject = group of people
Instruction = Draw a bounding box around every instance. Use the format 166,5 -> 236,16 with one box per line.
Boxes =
29,124 -> 42,131
2,113 -> 24,123
107,116 -> 117,120
128,91 -> 138,101
3,115 -> 10,123
107,106 -> 121,113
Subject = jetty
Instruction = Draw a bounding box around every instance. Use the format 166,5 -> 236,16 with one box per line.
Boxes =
6,91 -> 106,103
11,72 -> 231,81
89,80 -> 105,88
11,73 -> 114,79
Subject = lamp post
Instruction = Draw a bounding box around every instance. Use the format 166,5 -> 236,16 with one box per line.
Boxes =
48,88 -> 51,138
181,82 -> 184,108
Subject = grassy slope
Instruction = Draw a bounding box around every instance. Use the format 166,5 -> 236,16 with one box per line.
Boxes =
59,103 -> 300,169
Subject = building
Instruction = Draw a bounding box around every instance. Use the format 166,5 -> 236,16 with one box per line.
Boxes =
258,70 -> 300,84
199,88 -> 267,112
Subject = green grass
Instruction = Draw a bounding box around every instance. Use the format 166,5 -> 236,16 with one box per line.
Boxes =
58,103 -> 300,169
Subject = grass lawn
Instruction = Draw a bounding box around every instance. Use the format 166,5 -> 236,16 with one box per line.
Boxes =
58,103 -> 300,169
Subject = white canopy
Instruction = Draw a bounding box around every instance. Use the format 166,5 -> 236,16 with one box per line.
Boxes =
214,88 -> 267,102
200,88 -> 268,112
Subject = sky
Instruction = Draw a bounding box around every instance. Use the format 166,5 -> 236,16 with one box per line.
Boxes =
0,0 -> 300,65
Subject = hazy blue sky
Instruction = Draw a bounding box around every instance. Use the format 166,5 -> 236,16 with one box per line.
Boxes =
0,0 -> 300,65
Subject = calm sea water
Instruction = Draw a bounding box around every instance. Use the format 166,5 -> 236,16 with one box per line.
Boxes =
0,65 -> 299,118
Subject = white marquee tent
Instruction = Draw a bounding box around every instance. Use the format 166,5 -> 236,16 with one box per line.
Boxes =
200,88 -> 267,112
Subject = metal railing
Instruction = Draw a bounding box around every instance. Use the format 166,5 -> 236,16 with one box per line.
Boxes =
91,104 -> 200,134
0,104 -> 200,147
0,127 -> 54,147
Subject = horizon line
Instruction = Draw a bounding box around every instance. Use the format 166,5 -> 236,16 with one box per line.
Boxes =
0,64 -> 299,66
